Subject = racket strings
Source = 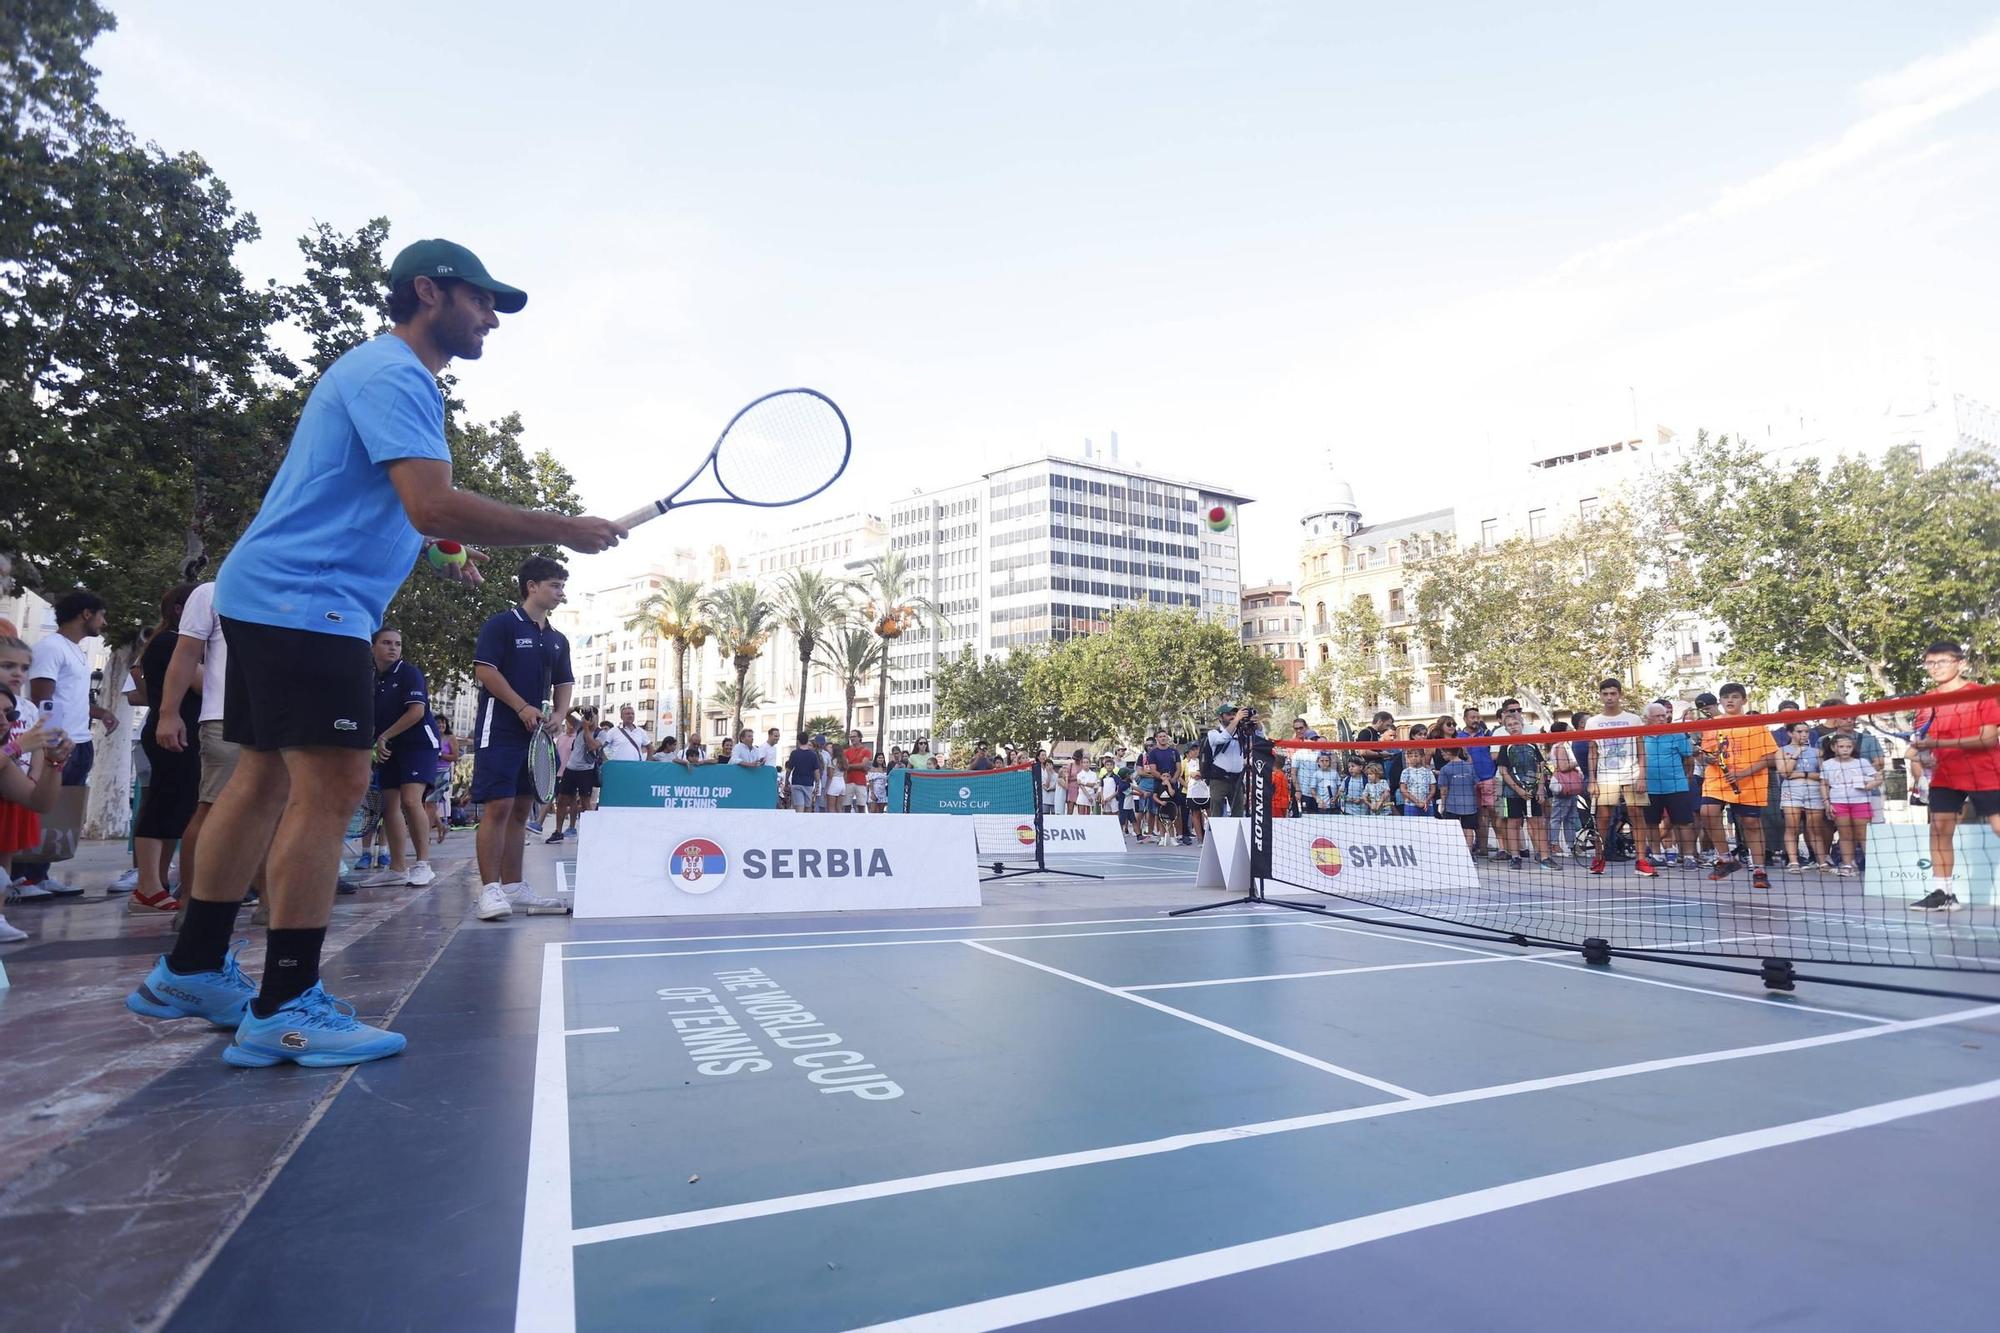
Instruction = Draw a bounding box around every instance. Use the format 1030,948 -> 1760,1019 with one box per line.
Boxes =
713,391 -> 849,504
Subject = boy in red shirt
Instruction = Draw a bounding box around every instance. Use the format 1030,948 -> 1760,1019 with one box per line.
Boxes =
841,729 -> 873,813
1908,640 -> 2000,912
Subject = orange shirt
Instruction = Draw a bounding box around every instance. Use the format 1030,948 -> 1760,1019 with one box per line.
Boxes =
1700,722 -> 1777,805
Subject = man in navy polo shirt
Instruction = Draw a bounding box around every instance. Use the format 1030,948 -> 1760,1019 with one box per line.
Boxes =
471,555 -> 575,921
364,626 -> 439,889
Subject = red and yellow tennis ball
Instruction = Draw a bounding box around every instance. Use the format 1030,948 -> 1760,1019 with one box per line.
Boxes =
1205,504 -> 1232,532
426,540 -> 467,571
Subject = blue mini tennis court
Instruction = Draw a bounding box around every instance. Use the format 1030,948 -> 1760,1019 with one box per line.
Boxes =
517,892 -> 2000,1331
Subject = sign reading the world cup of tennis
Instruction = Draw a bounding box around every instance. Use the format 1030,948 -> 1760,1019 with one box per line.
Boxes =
1276,815 -> 1480,894
575,808 -> 981,917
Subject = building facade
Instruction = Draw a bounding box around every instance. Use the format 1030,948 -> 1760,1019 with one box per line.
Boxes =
555,548 -> 725,739
884,450 -> 1252,747
1240,582 -> 1306,685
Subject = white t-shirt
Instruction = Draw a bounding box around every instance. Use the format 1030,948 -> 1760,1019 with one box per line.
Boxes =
730,742 -> 773,767
601,723 -> 649,763
28,631 -> 93,737
176,581 -> 229,724
1587,711 -> 1643,780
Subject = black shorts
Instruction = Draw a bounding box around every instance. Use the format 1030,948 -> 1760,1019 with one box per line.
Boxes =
1498,794 -> 1543,820
1449,811 -> 1479,830
378,744 -> 439,791
557,767 -> 601,798
1646,790 -> 1697,826
1929,787 -> 2000,819
221,617 -> 374,752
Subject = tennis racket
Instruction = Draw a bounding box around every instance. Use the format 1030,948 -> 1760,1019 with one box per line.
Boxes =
528,655 -> 559,804
615,389 -> 851,531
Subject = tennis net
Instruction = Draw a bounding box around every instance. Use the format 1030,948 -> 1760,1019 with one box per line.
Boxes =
1262,685 -> 2000,979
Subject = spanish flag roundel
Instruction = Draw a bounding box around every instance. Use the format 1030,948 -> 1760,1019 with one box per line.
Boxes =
1310,837 -> 1343,877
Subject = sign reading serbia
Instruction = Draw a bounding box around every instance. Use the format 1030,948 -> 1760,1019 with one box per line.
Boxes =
574,808 -> 981,918
600,760 -> 779,811
1274,813 -> 1480,894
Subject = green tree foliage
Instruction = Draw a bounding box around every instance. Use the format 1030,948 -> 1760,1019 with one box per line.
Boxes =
815,625 -> 882,739
625,578 -> 709,738
1663,432 -> 2000,696
933,646 -> 1063,747
1313,595 -> 1414,724
771,568 -> 853,737
1410,506 -> 1685,713
853,551 -> 943,754
803,714 -> 843,742
701,581 -> 775,734
1022,607 -> 1276,743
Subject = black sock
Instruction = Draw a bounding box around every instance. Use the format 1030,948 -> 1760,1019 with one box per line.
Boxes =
165,897 -> 242,975
251,927 -> 326,1018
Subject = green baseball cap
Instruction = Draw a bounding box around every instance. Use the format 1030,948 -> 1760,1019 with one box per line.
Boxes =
387,239 -> 527,314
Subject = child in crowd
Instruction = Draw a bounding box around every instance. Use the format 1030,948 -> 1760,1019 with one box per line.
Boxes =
1362,761 -> 1392,815
1339,757 -> 1369,817
1309,752 -> 1340,813
1775,720 -> 1830,871
1398,748 -> 1436,816
1818,733 -> 1880,878
867,755 -> 889,812
1437,748 -> 1481,851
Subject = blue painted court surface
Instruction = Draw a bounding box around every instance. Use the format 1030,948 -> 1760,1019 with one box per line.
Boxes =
520,882 -> 2000,1331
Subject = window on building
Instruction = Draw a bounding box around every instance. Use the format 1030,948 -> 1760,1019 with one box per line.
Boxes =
1480,519 -> 1498,548
1528,508 -> 1547,540
1579,497 -> 1600,524
1388,587 -> 1404,618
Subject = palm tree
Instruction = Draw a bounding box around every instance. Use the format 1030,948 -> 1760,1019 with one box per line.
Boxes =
710,678 -> 768,722
771,568 -> 854,739
852,551 -> 944,757
818,626 -> 885,738
701,580 -> 776,735
624,577 -> 709,740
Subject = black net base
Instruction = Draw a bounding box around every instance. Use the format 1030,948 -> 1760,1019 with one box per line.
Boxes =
1263,685 -> 2000,979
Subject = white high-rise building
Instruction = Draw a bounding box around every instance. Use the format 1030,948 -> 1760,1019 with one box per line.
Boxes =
883,448 -> 1252,747
554,548 -> 725,738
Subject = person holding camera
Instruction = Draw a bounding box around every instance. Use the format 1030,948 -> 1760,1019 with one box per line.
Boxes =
1202,703 -> 1252,820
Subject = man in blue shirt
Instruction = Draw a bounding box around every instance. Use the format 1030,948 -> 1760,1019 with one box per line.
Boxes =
363,626 -> 439,890
125,239 -> 625,1070
471,555 -> 575,921
1457,704 -> 1499,857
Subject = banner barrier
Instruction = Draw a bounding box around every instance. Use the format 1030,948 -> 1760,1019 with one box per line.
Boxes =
972,814 -> 1125,857
1864,821 -> 1999,907
890,766 -> 1036,815
599,760 -> 778,811
572,809 -> 982,918
1271,813 -> 1482,896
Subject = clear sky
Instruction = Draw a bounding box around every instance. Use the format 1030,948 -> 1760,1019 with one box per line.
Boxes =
90,2 -> 2000,586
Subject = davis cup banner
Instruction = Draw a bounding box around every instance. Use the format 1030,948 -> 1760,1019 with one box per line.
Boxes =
1274,813 -> 1481,895
573,808 -> 982,918
599,760 -> 779,810
889,768 -> 1035,814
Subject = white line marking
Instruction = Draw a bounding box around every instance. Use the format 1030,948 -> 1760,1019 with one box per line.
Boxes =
557,910 -> 1271,951
563,1026 -> 620,1037
963,941 -> 1425,1099
567,1001 -> 2000,1250
860,1077 -> 2000,1331
516,945 -> 576,1333
563,917 -> 1333,963
1124,952 -> 1560,991
1521,957 -> 1900,1024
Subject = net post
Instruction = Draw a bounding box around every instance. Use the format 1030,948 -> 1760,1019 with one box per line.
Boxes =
1248,739 -> 1274,886
1030,759 -> 1049,874
900,768 -> 911,814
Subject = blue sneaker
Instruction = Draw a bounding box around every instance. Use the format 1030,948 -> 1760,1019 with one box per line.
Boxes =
223,983 -> 407,1068
125,940 -> 257,1029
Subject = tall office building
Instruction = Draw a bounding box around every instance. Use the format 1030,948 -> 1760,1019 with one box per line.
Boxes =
883,447 -> 1252,747
731,513 -> 888,743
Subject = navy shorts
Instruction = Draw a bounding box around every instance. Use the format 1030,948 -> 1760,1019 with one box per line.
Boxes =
471,742 -> 534,802
1647,789 -> 1696,825
378,744 -> 440,791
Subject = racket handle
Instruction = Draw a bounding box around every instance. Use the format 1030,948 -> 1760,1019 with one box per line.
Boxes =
616,500 -> 665,530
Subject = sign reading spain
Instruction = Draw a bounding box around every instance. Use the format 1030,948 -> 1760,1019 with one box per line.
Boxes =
1277,815 -> 1479,894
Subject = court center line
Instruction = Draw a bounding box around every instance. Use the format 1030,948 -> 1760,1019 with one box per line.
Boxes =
562,917 -> 1331,963
563,1026 -> 620,1037
516,945 -> 577,1333
859,1075 -> 2000,1332
963,941 -> 1425,1099
565,1000 -> 2000,1251
1123,952 -> 1563,991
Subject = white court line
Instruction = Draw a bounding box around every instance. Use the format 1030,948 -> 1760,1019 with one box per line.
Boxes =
562,917 -> 1330,963
557,910 -> 1269,951
964,941 -> 1427,1100
1124,952 -> 1560,992
516,945 -> 576,1333
564,1026 -> 620,1037
1521,957 -> 1900,1025
566,1000 -> 2000,1250
860,1075 -> 2000,1332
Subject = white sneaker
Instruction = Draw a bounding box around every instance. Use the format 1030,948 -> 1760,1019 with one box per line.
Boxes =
405,862 -> 436,887
504,882 -> 570,916
109,867 -> 141,894
475,883 -> 513,921
0,914 -> 28,943
6,878 -> 52,902
356,868 -> 410,888
38,876 -> 83,897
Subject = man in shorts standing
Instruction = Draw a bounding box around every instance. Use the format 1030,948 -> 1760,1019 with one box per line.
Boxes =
1698,682 -> 1777,891
783,731 -> 821,811
474,556 -> 581,914
1639,699 -> 1696,870
1583,679 -> 1647,875
125,240 -> 623,1066
1456,704 -> 1500,858
840,729 -> 871,812
1907,641 -> 2000,912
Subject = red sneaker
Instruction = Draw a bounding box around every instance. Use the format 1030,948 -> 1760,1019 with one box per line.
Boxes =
1635,856 -> 1658,877
1751,870 -> 1771,890
1707,860 -> 1741,882
1589,856 -> 1607,875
